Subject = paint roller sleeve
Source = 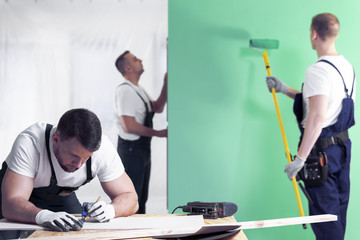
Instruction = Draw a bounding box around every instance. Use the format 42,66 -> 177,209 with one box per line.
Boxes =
249,39 -> 280,49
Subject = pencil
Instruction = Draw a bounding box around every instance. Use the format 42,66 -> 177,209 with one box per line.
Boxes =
82,196 -> 101,222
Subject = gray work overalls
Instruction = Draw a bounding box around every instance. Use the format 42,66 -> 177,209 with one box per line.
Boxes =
116,82 -> 154,214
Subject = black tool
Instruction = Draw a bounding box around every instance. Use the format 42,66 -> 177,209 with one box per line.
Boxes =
172,201 -> 238,219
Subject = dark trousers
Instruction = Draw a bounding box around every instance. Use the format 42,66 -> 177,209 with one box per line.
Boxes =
306,141 -> 351,240
117,137 -> 151,214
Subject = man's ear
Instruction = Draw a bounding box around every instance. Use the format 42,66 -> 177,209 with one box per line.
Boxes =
124,65 -> 132,73
52,132 -> 60,144
311,29 -> 319,41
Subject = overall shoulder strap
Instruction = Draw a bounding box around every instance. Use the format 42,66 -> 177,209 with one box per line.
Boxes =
45,124 -> 57,185
82,157 -> 93,185
119,82 -> 151,112
318,59 -> 355,98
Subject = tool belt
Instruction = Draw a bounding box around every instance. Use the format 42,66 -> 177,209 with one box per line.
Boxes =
316,130 -> 349,150
297,130 -> 349,187
297,152 -> 329,187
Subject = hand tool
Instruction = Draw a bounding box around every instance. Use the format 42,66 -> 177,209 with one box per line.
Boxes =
250,39 -> 306,229
81,196 -> 101,222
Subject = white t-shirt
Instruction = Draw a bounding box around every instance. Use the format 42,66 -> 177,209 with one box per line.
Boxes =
5,122 -> 124,188
301,55 -> 356,128
114,80 -> 153,140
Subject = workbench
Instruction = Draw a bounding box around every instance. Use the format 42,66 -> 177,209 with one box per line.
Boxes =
27,214 -> 248,239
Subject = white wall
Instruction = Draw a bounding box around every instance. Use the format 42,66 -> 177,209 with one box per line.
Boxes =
0,0 -> 168,213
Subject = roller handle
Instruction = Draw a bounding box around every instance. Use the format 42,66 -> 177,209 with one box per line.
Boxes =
263,51 -> 272,76
262,51 -> 306,229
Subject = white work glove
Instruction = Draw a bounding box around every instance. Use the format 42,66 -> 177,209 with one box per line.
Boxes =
284,155 -> 305,180
266,76 -> 288,94
35,209 -> 83,232
87,200 -> 115,223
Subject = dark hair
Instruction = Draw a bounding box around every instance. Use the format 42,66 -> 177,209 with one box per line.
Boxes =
311,13 -> 339,40
115,50 -> 130,76
57,108 -> 102,152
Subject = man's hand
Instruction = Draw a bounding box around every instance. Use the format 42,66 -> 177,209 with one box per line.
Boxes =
87,201 -> 115,223
284,155 -> 305,180
35,210 -> 83,232
157,129 -> 167,138
266,76 -> 288,94
164,72 -> 168,83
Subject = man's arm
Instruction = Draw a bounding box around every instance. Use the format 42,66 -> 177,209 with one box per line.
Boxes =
297,95 -> 328,159
121,115 -> 167,138
101,172 -> 139,217
284,87 -> 301,99
265,76 -> 300,99
151,73 -> 167,113
2,168 -> 40,223
284,95 -> 328,179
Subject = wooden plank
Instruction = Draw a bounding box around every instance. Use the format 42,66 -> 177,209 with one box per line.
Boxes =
234,214 -> 337,229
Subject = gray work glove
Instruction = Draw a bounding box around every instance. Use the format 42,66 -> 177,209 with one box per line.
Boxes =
266,76 -> 288,94
35,209 -> 83,232
284,155 -> 305,180
87,200 -> 115,223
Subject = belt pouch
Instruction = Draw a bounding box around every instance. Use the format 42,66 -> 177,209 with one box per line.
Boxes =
298,152 -> 329,187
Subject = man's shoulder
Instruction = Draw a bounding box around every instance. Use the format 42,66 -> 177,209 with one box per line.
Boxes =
116,81 -> 138,95
314,55 -> 352,69
11,122 -> 48,159
306,61 -> 329,78
5,123 -> 45,178
25,121 -> 47,131
93,135 -> 114,158
18,122 -> 47,141
115,82 -> 145,105
92,134 -> 124,181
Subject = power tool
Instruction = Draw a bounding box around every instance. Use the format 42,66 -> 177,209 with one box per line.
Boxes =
172,201 -> 238,219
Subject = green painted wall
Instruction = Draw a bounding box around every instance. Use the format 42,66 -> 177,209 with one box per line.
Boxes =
168,0 -> 360,239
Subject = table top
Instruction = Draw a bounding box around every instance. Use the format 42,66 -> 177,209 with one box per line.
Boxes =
28,214 -> 248,240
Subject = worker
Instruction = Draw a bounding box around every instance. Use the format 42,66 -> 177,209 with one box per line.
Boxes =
266,13 -> 355,240
0,108 -> 138,233
114,50 -> 167,214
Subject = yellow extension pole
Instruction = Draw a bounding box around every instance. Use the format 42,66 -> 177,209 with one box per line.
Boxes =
262,51 -> 305,218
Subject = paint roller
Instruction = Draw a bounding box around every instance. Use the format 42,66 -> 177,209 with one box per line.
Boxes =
250,39 -> 307,229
